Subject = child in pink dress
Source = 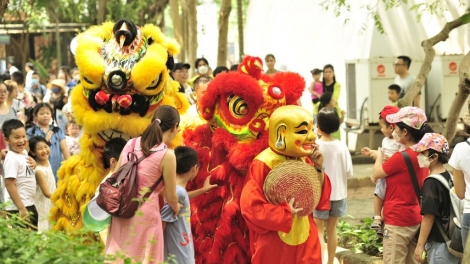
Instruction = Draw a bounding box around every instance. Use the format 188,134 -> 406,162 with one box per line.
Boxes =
309,68 -> 323,104
105,106 -> 181,264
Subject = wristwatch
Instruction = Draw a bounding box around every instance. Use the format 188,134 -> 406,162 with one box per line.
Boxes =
315,166 -> 325,173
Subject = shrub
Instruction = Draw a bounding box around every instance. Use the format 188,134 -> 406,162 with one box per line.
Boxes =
0,212 -> 137,264
337,216 -> 383,257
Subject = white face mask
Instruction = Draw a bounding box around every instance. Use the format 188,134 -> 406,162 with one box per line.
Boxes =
198,65 -> 209,75
392,130 -> 402,143
417,153 -> 431,168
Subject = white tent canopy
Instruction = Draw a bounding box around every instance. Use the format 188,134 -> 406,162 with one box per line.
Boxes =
244,0 -> 469,110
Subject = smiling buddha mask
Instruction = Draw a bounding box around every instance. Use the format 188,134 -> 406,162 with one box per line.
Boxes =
269,105 -> 316,158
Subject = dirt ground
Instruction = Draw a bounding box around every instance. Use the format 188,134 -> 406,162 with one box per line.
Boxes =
342,185 -> 376,225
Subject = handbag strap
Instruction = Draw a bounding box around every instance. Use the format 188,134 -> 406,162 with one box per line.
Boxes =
435,218 -> 450,242
135,139 -> 165,201
401,151 -> 421,202
129,138 -> 148,163
141,176 -> 164,201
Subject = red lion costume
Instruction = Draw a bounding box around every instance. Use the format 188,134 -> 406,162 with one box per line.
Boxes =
182,56 -> 305,263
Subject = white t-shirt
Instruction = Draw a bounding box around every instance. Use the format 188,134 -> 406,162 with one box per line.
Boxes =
381,137 -> 405,157
448,139 -> 470,213
318,139 -> 353,200
3,149 -> 36,211
394,74 -> 415,95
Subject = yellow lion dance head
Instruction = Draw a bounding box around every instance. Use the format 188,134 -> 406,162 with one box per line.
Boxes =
73,18 -> 187,142
50,19 -> 188,231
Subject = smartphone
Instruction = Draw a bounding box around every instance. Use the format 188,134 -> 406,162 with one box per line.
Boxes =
52,127 -> 60,133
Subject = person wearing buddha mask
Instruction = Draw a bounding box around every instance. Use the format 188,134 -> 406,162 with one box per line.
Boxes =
240,105 -> 332,264
187,57 -> 212,87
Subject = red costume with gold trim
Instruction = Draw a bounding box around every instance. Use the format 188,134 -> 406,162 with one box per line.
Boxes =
240,105 -> 332,263
182,56 -> 305,263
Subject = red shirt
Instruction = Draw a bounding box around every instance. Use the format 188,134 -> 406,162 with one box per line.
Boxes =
382,148 -> 428,226
241,157 -> 331,264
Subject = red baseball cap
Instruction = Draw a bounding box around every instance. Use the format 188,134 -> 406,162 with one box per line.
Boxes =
379,105 -> 400,121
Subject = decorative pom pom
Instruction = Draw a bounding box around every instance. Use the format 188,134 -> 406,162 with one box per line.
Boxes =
117,94 -> 132,108
94,91 -> 110,105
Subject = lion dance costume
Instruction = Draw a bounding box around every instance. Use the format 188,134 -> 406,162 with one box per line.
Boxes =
240,105 -> 331,263
50,19 -> 189,231
182,56 -> 305,263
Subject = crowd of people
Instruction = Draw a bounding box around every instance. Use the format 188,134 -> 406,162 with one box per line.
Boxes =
306,55 -> 467,264
0,63 -> 82,231
1,53 -> 470,264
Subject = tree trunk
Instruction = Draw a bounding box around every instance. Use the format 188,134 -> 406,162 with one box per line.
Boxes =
398,13 -> 470,107
97,0 -> 107,24
182,5 -> 188,63
0,0 -> 9,18
169,0 -> 183,62
236,0 -> 244,62
217,0 -> 232,67
442,52 -> 470,142
187,0 -> 197,73
180,0 -> 188,63
55,15 -> 62,67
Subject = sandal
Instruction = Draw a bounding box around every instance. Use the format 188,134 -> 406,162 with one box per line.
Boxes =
376,228 -> 384,238
371,216 -> 383,230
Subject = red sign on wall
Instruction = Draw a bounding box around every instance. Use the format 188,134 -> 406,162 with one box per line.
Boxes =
377,64 -> 385,77
449,62 -> 457,74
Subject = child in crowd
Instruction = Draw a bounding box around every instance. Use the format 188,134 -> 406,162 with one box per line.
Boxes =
309,68 -> 323,105
410,133 -> 460,264
94,137 -> 127,243
314,108 -> 353,264
361,105 -> 404,236
2,119 -> 48,230
65,120 -> 81,155
26,103 -> 70,181
95,138 -> 127,197
29,136 -> 55,231
161,146 -> 217,264
318,92 -> 345,140
388,84 -> 401,106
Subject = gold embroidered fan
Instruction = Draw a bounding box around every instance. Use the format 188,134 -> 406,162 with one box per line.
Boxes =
263,160 -> 322,216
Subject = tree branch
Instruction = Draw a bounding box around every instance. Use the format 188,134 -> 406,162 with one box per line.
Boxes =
0,0 -> 10,18
442,51 -> 470,142
398,13 -> 469,107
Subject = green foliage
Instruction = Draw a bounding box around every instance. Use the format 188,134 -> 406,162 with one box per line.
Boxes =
106,0 -> 167,26
0,214 -> 110,263
337,216 -> 383,257
0,212 -> 178,264
321,0 -> 351,17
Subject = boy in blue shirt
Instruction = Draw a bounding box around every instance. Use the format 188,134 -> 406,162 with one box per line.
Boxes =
161,146 -> 216,264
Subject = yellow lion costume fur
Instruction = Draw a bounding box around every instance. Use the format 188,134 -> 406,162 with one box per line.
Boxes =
50,19 -> 189,231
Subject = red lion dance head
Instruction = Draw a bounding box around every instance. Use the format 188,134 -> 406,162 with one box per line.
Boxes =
183,56 -> 305,263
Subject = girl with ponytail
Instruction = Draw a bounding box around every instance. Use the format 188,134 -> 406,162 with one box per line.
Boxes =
105,105 -> 181,263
